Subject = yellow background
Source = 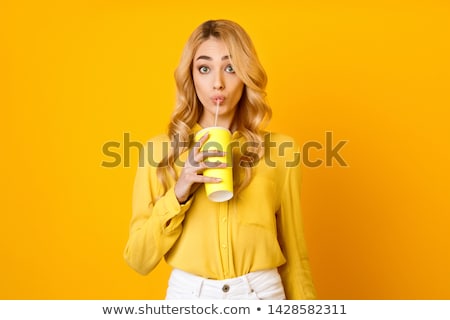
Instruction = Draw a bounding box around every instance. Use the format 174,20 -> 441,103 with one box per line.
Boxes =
1,0 -> 449,299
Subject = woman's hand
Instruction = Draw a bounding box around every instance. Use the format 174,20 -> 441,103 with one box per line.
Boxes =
174,132 -> 226,203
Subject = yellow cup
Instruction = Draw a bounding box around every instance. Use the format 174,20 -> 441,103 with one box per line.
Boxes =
195,127 -> 233,202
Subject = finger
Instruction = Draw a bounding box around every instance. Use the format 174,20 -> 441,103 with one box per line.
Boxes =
194,132 -> 209,152
202,161 -> 228,169
203,150 -> 227,158
189,161 -> 227,174
198,132 -> 209,144
190,175 -> 222,184
195,150 -> 227,164
189,133 -> 210,164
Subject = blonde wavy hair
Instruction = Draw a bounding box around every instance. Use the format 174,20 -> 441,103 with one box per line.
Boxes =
157,19 -> 272,195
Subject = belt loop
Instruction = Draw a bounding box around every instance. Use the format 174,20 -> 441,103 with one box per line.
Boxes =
193,277 -> 204,297
241,273 -> 254,294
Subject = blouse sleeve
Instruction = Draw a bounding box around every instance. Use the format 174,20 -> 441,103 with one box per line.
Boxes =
123,144 -> 191,275
277,140 -> 317,299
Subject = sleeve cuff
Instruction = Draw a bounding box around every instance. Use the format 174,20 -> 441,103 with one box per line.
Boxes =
155,186 -> 193,231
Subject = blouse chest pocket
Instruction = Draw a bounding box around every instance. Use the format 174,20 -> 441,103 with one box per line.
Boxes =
235,175 -> 278,231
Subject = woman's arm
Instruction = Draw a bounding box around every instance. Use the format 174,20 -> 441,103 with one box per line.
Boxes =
123,145 -> 192,275
277,140 -> 317,299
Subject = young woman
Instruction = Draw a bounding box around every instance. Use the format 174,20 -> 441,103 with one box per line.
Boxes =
124,19 -> 316,300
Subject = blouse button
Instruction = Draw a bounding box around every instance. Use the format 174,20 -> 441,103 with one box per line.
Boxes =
222,284 -> 230,292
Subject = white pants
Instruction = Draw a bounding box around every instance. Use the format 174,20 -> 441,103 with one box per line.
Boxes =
165,268 -> 286,300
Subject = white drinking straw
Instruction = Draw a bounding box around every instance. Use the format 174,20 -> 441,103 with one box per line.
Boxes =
214,100 -> 220,127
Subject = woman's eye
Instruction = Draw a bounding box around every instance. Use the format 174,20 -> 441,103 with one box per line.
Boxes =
199,66 -> 210,73
225,65 -> 235,73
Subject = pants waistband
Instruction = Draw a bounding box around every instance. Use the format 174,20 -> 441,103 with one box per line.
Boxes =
166,268 -> 285,299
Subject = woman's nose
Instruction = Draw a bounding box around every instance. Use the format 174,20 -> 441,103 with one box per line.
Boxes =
213,72 -> 224,90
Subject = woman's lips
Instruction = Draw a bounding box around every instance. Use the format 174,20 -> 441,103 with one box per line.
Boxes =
212,96 -> 225,104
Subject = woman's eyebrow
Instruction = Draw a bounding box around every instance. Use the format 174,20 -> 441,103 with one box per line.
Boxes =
195,55 -> 230,61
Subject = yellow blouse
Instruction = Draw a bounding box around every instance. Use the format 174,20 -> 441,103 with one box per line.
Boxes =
124,123 -> 316,299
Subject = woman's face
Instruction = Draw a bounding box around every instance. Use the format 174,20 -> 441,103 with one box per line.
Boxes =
193,37 -> 244,128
